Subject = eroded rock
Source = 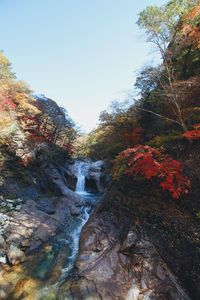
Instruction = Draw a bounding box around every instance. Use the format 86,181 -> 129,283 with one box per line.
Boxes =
65,210 -> 190,300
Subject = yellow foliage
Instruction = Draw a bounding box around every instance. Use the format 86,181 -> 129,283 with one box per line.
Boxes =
0,112 -> 13,128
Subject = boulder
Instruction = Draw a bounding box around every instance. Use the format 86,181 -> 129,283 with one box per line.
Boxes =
7,244 -> 26,265
70,205 -> 82,216
63,170 -> 77,191
85,160 -> 105,193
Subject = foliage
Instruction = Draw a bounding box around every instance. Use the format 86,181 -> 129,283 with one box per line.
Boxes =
183,123 -> 200,140
148,132 -> 182,148
0,52 -> 77,170
181,4 -> 200,49
137,0 -> 199,56
113,145 -> 190,199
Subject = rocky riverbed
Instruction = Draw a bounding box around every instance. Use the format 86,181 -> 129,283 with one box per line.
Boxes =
0,159 -> 194,300
0,160 -> 106,299
0,194 -> 84,266
59,207 -> 190,300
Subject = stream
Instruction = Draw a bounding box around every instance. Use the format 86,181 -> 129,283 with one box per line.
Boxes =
1,161 -> 101,300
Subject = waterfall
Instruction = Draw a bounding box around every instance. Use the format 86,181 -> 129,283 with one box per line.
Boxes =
76,174 -> 85,193
75,161 -> 87,194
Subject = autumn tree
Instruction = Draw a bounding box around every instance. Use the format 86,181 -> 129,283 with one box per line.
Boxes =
113,145 -> 190,199
137,0 -> 200,131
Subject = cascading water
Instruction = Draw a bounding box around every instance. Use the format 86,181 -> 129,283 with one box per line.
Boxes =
0,160 -> 101,299
33,161 -> 100,298
75,161 -> 88,194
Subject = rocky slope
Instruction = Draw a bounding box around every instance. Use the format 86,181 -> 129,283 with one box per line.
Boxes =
60,204 -> 190,300
0,162 -> 86,267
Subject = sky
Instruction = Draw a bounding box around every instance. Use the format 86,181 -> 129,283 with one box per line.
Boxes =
0,0 -> 166,132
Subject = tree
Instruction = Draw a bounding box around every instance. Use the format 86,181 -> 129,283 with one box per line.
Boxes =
113,145 -> 190,199
0,51 -> 15,83
137,0 -> 200,131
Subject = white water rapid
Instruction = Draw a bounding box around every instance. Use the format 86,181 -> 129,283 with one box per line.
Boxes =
75,161 -> 88,194
35,161 -> 100,299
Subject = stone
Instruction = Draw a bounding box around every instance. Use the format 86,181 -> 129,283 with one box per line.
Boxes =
6,203 -> 14,210
0,213 -> 9,223
7,244 -> 26,265
7,233 -> 22,244
6,199 -> 15,204
70,205 -> 82,216
0,256 -> 7,264
85,160 -> 106,193
121,230 -> 138,250
21,239 -> 30,247
63,169 -> 77,191
0,235 -> 5,248
15,205 -> 22,211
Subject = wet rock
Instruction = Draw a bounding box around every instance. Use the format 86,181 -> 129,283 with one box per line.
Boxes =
0,255 -> 7,264
7,245 -> 26,265
70,205 -> 82,216
85,177 -> 99,193
85,160 -> 105,193
63,169 -> 77,191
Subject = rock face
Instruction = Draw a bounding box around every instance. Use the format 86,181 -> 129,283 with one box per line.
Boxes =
85,160 -> 108,193
0,163 -> 86,266
63,209 -> 190,300
63,169 -> 77,191
0,192 -> 84,256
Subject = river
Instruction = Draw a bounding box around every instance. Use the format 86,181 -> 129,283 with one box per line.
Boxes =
1,161 -> 101,300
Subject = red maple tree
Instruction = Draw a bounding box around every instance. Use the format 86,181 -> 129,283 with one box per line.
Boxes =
0,98 -> 16,111
113,145 -> 190,199
183,123 -> 200,140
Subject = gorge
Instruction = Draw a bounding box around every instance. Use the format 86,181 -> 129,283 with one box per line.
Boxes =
0,1 -> 200,299
0,160 -> 104,299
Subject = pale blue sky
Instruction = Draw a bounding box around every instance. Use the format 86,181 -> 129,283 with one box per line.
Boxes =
0,0 -> 166,132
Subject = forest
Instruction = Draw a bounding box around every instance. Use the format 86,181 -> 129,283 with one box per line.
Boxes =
0,0 -> 200,299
